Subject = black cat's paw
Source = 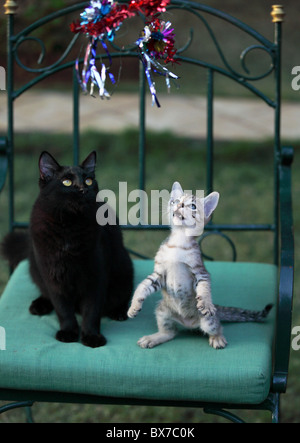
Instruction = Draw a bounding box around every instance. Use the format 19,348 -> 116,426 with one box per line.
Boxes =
56,330 -> 79,343
81,333 -> 107,348
30,296 -> 53,316
115,313 -> 128,321
108,308 -> 129,322
109,313 -> 128,322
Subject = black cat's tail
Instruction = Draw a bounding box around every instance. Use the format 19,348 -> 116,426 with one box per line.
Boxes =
216,303 -> 273,323
1,231 -> 30,270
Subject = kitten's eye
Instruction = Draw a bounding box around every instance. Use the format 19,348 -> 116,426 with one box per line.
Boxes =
85,178 -> 93,186
190,204 -> 197,210
62,179 -> 72,187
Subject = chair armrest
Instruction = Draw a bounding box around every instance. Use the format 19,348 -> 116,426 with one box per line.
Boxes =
272,146 -> 295,393
0,137 -> 8,193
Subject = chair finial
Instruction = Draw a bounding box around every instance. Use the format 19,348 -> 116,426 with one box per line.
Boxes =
4,0 -> 18,15
271,5 -> 285,23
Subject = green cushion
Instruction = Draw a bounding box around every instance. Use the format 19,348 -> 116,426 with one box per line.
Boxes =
0,259 -> 277,405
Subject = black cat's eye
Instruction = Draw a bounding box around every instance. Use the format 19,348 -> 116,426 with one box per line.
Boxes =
85,178 -> 93,186
62,179 -> 72,187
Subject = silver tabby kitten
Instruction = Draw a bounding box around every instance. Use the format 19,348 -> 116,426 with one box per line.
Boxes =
128,182 -> 272,349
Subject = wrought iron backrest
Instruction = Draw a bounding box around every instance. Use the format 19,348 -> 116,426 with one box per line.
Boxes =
2,1 -> 285,264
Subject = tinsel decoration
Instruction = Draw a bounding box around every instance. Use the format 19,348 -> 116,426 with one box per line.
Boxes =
70,0 -> 130,99
70,0 -> 179,105
136,18 -> 179,107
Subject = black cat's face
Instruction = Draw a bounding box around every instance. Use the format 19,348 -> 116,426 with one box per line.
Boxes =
38,151 -> 99,211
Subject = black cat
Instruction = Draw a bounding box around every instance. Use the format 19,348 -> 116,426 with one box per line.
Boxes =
1,151 -> 134,348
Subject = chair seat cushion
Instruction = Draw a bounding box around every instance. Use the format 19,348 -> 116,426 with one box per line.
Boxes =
0,259 -> 277,405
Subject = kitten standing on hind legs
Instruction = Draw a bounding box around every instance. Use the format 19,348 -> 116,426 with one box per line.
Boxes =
128,182 -> 272,350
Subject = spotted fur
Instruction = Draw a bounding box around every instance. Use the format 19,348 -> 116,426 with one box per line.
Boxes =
128,182 -> 273,350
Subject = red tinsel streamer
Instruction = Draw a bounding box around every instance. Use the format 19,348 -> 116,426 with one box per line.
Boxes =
70,0 -> 171,38
70,5 -> 135,38
128,0 -> 170,17
70,0 -> 177,104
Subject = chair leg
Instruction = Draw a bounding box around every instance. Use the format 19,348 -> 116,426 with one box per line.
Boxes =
271,393 -> 280,423
25,406 -> 34,423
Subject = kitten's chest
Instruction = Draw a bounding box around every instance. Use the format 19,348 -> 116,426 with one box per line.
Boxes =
164,260 -> 194,298
157,235 -> 201,298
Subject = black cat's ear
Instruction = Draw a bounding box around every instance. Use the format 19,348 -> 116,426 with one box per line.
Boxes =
39,151 -> 61,180
81,151 -> 96,175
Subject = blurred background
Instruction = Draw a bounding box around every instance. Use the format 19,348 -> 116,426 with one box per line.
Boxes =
0,0 -> 299,422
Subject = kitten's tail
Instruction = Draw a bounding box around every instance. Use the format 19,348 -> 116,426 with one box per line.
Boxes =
1,231 -> 30,270
216,304 -> 273,323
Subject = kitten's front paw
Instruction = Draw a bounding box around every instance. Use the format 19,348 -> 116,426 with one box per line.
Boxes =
197,300 -> 217,317
81,333 -> 107,348
56,329 -> 79,343
127,303 -> 142,319
209,334 -> 227,350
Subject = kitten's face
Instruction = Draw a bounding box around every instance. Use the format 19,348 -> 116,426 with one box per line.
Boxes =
169,193 -> 200,228
169,182 -> 219,236
38,151 -> 99,211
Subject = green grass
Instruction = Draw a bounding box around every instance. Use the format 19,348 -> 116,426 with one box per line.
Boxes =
0,130 -> 299,423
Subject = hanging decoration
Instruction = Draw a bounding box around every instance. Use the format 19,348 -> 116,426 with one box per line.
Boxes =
70,0 -> 179,106
136,18 -> 179,107
70,0 -> 132,99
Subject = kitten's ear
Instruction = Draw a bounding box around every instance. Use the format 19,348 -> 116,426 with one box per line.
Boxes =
39,151 -> 61,180
81,151 -> 96,175
204,192 -> 220,220
171,181 -> 184,200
